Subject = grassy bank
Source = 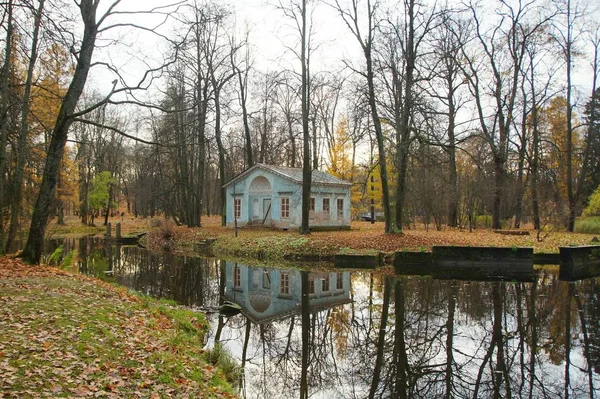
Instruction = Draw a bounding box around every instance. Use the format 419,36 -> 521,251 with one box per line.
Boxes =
0,257 -> 237,398
35,215 -> 600,264
139,216 -> 599,262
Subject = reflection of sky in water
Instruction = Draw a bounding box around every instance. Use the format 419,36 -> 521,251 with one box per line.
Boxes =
46,237 -> 600,399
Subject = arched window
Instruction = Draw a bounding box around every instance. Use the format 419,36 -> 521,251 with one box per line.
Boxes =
249,176 -> 271,194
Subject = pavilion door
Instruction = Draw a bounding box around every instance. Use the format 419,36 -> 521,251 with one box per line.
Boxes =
262,199 -> 272,223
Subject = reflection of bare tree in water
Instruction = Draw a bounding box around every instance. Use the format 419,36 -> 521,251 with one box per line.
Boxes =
214,260 -> 227,343
64,240 -> 600,398
369,275 -> 391,399
581,279 -> 600,373
393,278 -> 408,399
301,271 -> 309,399
444,282 -> 457,399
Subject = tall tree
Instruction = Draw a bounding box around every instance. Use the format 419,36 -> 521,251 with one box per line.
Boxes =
232,29 -> 254,168
204,2 -> 239,225
333,0 -> 396,233
20,0 -> 100,263
379,0 -> 438,231
0,0 -> 14,250
577,28 -> 600,211
276,0 -> 314,234
427,12 -> 470,228
20,0 -> 177,263
552,0 -> 585,231
4,0 -> 46,253
462,0 -> 549,230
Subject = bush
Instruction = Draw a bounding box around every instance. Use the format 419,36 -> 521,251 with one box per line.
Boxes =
159,219 -> 176,240
150,218 -> 163,228
574,217 -> 600,234
583,186 -> 600,217
205,343 -> 242,387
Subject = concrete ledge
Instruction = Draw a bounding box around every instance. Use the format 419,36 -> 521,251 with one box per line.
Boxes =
394,252 -> 432,275
559,245 -> 600,281
431,246 -> 534,281
334,254 -> 379,268
533,253 -> 561,265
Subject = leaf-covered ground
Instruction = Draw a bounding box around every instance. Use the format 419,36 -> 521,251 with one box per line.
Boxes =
41,215 -> 599,262
0,257 -> 236,398
140,216 -> 599,260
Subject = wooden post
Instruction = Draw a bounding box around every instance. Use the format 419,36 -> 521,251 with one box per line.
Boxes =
106,222 -> 111,238
115,222 -> 121,238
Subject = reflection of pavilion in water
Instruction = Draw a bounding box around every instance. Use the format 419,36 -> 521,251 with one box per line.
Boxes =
224,262 -> 352,324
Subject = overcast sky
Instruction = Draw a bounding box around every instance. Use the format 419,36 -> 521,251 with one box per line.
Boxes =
82,0 -> 600,125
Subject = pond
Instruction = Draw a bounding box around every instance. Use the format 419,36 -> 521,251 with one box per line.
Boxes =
45,237 -> 600,398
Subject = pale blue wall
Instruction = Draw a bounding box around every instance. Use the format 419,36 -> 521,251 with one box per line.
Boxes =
225,167 -> 351,229
224,262 -> 351,323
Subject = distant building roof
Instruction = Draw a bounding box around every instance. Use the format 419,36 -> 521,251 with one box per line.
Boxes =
223,163 -> 351,188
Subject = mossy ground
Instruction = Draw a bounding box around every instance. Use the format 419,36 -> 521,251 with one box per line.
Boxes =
139,216 -> 599,262
0,257 -> 238,398
34,214 -> 600,263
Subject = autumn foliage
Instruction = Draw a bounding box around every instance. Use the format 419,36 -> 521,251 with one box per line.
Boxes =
0,257 -> 237,398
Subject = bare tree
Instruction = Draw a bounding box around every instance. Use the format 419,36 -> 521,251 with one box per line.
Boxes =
377,0 -> 438,231
19,0 -> 180,264
332,0 -> 396,233
0,0 -> 14,251
425,11 -> 471,228
461,0 -> 550,230
275,0 -> 315,234
552,0 -> 586,231
232,28 -> 254,168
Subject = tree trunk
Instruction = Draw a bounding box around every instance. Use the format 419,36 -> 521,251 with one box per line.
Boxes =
447,86 -> 458,228
514,92 -> 528,228
492,154 -> 505,230
213,86 -> 226,226
366,53 -> 394,233
236,57 -> 253,167
287,116 -> 296,168
19,0 -> 99,264
395,0 -> 416,233
0,0 -> 14,250
312,113 -> 318,170
5,0 -> 45,254
565,0 -> 576,232
530,73 -> 541,230
300,0 -> 311,235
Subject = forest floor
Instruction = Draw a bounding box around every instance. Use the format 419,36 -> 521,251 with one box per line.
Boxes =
46,214 -> 600,262
0,256 -> 238,398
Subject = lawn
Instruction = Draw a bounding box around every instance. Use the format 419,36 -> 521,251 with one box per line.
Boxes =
0,257 -> 237,398
37,214 -> 600,263
138,216 -> 599,261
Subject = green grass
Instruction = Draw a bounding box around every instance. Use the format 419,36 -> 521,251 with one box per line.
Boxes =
0,267 -> 237,398
213,234 -> 314,260
574,217 -> 600,234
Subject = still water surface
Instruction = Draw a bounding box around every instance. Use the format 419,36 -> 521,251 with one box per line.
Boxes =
46,237 -> 600,399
